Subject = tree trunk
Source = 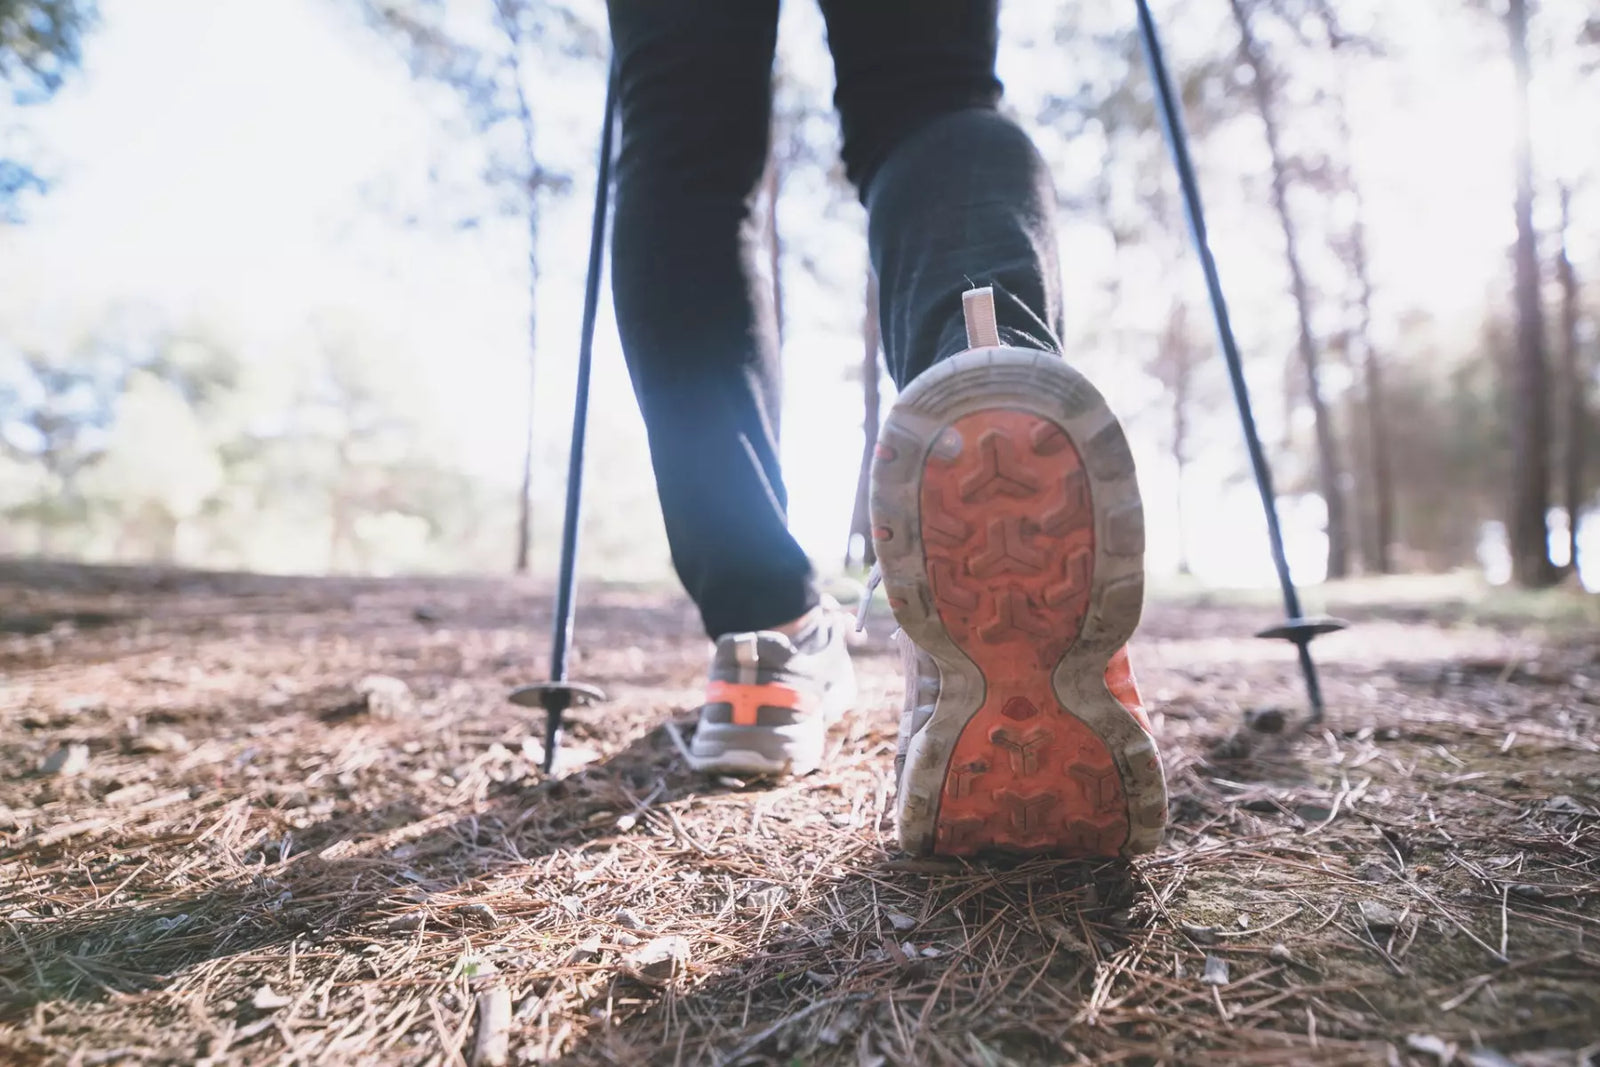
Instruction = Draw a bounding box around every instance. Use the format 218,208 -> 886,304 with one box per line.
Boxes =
1505,0 -> 1556,587
1314,2 -> 1394,574
1229,0 -> 1351,580
1556,184 -> 1584,575
1360,342 -> 1395,572
1164,301 -> 1194,576
512,220 -> 538,575
514,338 -> 535,575
330,437 -> 353,573
501,10 -> 541,576
848,271 -> 882,569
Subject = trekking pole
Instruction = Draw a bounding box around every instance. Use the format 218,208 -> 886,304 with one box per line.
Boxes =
1133,0 -> 1344,723
509,63 -> 617,770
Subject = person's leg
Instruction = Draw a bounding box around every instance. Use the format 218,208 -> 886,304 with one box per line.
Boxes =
607,0 -> 817,639
823,4 -> 1168,857
818,0 -> 1066,388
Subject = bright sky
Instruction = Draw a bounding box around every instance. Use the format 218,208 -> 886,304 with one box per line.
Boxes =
3,0 -> 1595,586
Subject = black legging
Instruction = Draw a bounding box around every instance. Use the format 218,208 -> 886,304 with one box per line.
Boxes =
607,0 -> 1064,638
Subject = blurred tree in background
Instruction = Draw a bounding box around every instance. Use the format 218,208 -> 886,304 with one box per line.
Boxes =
0,345 -> 118,549
0,308 -> 497,571
1555,185 -> 1587,575
1225,0 -> 1352,581
1021,2 -> 1234,577
0,0 -> 91,88
0,0 -> 95,219
351,0 -> 602,574
1502,0 -> 1557,587
0,0 -> 1595,589
1306,0 -> 1394,576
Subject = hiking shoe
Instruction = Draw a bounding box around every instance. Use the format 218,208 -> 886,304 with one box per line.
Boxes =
683,608 -> 857,777
870,287 -> 1168,858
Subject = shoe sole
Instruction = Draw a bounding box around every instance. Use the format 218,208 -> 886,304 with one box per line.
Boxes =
682,737 -> 815,777
871,347 -> 1168,858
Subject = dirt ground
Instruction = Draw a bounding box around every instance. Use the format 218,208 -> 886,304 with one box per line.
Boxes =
1,561 -> 1597,1067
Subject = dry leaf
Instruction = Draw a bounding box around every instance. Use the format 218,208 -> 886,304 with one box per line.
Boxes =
251,984 -> 293,1010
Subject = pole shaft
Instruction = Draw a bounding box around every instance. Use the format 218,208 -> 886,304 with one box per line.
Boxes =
544,66 -> 618,770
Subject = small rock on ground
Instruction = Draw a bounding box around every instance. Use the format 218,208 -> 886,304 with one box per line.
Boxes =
621,935 -> 690,986
41,743 -> 90,776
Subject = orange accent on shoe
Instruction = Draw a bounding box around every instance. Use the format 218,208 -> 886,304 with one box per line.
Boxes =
921,410 -> 1130,856
704,680 -> 817,727
1105,647 -> 1153,733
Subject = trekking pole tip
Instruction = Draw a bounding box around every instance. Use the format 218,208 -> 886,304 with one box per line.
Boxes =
507,681 -> 608,775
1254,618 -> 1345,726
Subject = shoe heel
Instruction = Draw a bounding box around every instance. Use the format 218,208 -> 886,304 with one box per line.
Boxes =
872,346 -> 1167,857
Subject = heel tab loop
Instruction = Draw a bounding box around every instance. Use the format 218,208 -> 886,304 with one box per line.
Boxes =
962,287 -> 1000,349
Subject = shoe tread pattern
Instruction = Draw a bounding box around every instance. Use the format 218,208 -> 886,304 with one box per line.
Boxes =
871,347 -> 1169,858
919,409 -> 1131,856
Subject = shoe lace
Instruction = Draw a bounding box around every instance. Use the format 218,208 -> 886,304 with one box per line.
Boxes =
854,562 -> 882,633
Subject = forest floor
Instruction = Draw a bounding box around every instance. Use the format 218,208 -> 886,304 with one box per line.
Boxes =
1,561 -> 1598,1067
